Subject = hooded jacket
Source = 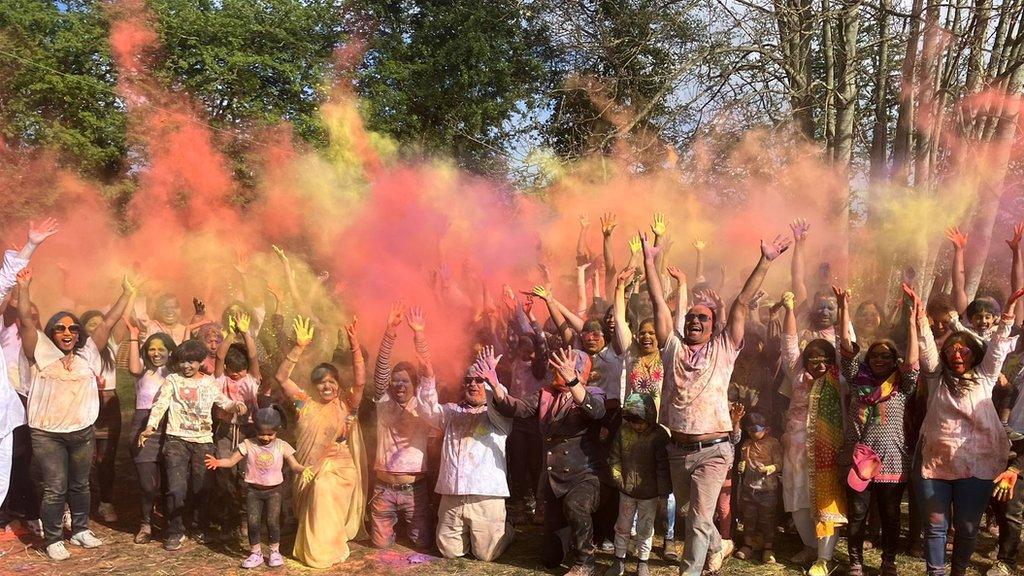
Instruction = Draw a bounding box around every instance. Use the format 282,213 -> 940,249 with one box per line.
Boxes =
607,393 -> 670,500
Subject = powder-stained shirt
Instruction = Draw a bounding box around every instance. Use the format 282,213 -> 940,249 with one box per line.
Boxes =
920,320 -> 1016,481
27,334 -> 102,433
147,373 -> 237,444
590,346 -> 626,403
238,437 -> 295,487
659,331 -> 742,435
135,367 -> 169,410
374,377 -> 438,474
214,373 -> 260,424
0,250 -> 28,437
418,378 -> 511,497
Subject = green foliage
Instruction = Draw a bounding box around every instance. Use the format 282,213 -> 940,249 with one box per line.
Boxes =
151,0 -> 349,147
0,0 -> 126,179
356,0 -> 551,173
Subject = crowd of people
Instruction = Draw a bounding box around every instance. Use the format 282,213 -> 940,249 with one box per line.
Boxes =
2,214 -> 1024,576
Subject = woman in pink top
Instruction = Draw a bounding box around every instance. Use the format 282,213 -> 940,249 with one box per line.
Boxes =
916,288 -> 1024,576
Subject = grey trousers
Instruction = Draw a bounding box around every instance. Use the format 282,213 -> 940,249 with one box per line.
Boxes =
667,441 -> 734,576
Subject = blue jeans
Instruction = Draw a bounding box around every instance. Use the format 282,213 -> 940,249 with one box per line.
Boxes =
30,427 -> 94,545
918,476 -> 992,576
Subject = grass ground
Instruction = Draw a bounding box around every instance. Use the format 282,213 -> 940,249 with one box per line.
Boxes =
0,372 -> 1001,575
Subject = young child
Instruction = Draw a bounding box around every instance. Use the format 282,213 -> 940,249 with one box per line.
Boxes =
605,393 -> 670,576
139,339 -> 247,551
733,412 -> 783,563
206,406 -> 309,569
211,313 -> 261,542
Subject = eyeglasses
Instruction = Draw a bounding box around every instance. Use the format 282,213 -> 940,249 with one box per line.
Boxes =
464,377 -> 486,385
684,313 -> 711,323
52,324 -> 81,334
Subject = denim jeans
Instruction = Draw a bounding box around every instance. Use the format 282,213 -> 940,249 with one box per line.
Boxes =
30,426 -> 94,545
369,481 -> 432,549
162,437 -> 214,540
246,483 -> 283,546
92,390 -> 121,504
918,476 -> 992,576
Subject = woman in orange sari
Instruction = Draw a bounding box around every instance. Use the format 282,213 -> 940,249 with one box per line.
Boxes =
275,317 -> 368,568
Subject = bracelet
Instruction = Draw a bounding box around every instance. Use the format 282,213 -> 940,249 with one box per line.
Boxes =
285,355 -> 300,363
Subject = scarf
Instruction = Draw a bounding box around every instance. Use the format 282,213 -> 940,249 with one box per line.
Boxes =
853,367 -> 899,425
807,366 -> 847,537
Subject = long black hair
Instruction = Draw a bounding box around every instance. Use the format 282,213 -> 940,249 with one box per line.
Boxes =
79,309 -> 115,373
141,332 -> 177,372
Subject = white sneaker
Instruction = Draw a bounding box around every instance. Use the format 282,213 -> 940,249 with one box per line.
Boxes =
70,529 -> 103,548
46,541 -> 70,561
721,539 -> 735,558
706,547 -> 725,571
97,502 -> 118,523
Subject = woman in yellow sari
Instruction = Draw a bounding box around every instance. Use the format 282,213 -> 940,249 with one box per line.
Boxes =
275,317 -> 368,568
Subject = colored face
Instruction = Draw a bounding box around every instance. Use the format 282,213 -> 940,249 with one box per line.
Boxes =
637,322 -> 657,354
683,304 -> 714,345
944,342 -> 975,375
625,418 -> 649,432
970,310 -> 997,332
203,330 -> 222,354
856,305 -> 881,333
256,425 -> 277,445
157,297 -> 181,325
748,427 -> 767,440
803,350 -> 833,378
51,316 -> 81,352
866,344 -> 897,378
146,339 -> 169,368
225,367 -> 248,381
83,315 -> 102,336
929,311 -> 952,338
179,359 -> 201,378
581,328 -> 605,354
812,295 -> 838,329
315,373 -> 339,402
463,376 -> 487,407
389,369 -> 414,404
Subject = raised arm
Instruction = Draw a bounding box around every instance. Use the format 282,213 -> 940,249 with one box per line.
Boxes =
947,227 -> 970,314
641,234 -> 672,345
125,318 -> 144,377
532,286 -> 575,346
601,213 -> 617,296
1008,223 -> 1024,324
373,302 -> 403,400
16,270 -> 37,361
834,285 -> 854,354
576,215 -> 592,264
238,314 -> 261,382
214,317 -> 235,378
405,306 -> 434,379
576,262 -> 591,318
548,347 -> 605,418
275,316 -> 314,403
626,235 -> 642,272
667,265 -> 688,335
727,235 -> 791,349
91,276 -> 137,351
693,239 -> 707,284
613,267 -> 635,353
902,283 -> 921,370
790,219 -> 810,308
16,218 -> 59,261
344,319 -> 366,410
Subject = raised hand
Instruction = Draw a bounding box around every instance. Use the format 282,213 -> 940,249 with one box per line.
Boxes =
193,298 -> 206,316
693,239 -> 707,251
628,235 -> 641,255
667,265 -> 686,283
946,227 -> 968,249
293,316 -> 315,347
27,218 -> 59,245
16,268 -> 31,287
749,289 -> 767,310
790,218 -> 811,241
901,282 -> 921,308
405,306 -> 426,332
272,244 -> 289,263
651,213 -> 668,237
548,347 -> 579,384
386,302 -> 405,330
477,345 -> 503,384
529,285 -> 552,301
578,214 -> 590,229
1008,223 -> 1024,251
266,283 -> 283,304
122,276 -> 139,294
616,266 -> 637,287
832,285 -> 850,308
501,284 -> 517,311
600,212 -> 617,237
523,294 -> 535,316
729,401 -> 746,426
234,251 -> 249,275
782,291 -> 796,311
760,234 -> 793,261
124,317 -> 141,338
235,313 -> 251,333
639,232 -> 661,260
1006,288 -> 1024,312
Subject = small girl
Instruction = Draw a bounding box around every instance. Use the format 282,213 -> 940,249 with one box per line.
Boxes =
205,406 -> 310,569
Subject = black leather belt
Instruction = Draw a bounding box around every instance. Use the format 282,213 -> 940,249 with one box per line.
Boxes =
377,478 -> 424,492
671,435 -> 730,453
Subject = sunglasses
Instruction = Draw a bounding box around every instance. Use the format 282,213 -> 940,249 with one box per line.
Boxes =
684,313 -> 712,323
464,377 -> 486,385
52,324 -> 82,334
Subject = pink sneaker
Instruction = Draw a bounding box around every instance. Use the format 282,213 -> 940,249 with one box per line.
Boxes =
268,552 -> 284,567
241,552 -> 264,569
